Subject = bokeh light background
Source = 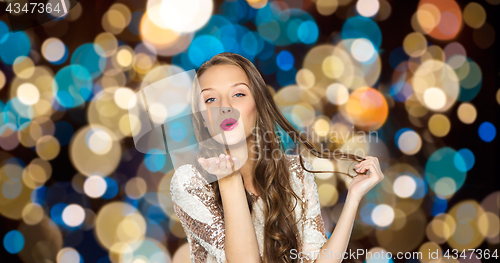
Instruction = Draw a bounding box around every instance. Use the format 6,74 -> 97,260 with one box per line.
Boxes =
0,0 -> 499,262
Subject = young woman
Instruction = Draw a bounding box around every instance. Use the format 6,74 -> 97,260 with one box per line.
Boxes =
170,52 -> 385,263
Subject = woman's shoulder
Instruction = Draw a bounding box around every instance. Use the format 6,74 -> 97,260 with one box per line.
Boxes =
171,163 -> 207,185
285,153 -> 314,170
170,164 -> 214,202
170,163 -> 221,226
285,153 -> 314,181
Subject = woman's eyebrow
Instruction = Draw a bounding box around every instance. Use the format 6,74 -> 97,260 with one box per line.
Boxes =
200,82 -> 249,94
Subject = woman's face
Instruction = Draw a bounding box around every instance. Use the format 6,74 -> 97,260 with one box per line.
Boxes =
197,64 -> 257,146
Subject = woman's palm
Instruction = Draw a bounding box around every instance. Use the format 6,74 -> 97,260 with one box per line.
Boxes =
198,154 -> 243,180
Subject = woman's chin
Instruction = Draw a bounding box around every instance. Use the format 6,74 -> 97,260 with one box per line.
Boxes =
214,131 -> 246,146
225,137 -> 246,146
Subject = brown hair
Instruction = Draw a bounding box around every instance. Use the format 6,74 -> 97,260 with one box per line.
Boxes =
191,52 -> 366,263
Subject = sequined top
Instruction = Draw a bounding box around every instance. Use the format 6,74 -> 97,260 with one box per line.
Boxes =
170,154 -> 328,263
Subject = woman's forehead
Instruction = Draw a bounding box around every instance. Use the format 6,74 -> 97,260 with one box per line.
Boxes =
199,66 -> 249,88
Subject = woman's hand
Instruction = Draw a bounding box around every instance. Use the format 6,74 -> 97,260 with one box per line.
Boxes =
198,153 -> 243,180
347,156 -> 384,202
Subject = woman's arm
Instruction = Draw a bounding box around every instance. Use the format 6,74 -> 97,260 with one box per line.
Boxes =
301,156 -> 384,263
314,193 -> 360,263
219,172 -> 261,263
219,171 -> 260,263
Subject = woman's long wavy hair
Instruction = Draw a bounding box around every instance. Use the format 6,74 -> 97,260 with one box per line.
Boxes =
190,52 -> 366,263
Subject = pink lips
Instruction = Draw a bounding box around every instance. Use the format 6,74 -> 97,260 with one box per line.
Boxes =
220,118 -> 238,131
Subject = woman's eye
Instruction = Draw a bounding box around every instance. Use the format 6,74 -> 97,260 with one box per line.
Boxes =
205,93 -> 244,103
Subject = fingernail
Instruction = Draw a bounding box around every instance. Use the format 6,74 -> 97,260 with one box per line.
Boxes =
226,155 -> 230,160
216,160 -> 220,164
232,157 -> 237,161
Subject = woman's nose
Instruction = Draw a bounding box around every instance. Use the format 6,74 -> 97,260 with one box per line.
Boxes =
220,106 -> 232,114
217,95 -> 234,114
218,97 -> 233,114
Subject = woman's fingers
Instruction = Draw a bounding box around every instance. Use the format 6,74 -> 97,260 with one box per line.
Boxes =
356,162 -> 368,175
221,155 -> 229,170
355,159 -> 369,172
359,163 -> 374,176
365,156 -> 383,180
225,155 -> 233,170
198,154 -> 243,177
209,157 -> 219,173
356,159 -> 374,176
355,157 -> 384,182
